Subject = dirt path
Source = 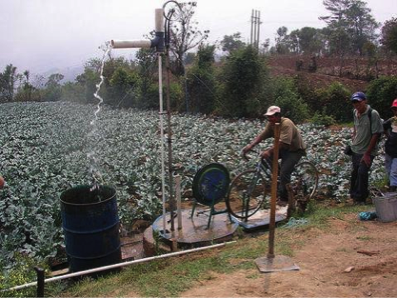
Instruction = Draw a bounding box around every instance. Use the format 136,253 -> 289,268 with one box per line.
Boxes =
181,214 -> 397,297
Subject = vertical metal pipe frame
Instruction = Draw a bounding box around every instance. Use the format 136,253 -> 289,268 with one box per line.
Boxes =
165,55 -> 175,233
111,9 -> 167,233
163,2 -> 180,234
175,175 -> 182,230
159,54 -> 167,233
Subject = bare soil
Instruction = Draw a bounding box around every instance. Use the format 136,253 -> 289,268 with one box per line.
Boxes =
268,54 -> 397,92
180,213 -> 397,297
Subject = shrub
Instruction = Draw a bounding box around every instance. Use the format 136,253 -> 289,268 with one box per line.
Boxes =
311,108 -> 336,126
0,253 -> 38,297
271,77 -> 309,123
315,82 -> 351,123
187,45 -> 217,114
366,76 -> 397,120
216,46 -> 269,117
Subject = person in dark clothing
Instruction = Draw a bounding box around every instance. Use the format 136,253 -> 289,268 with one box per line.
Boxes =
383,99 -> 397,192
349,92 -> 383,204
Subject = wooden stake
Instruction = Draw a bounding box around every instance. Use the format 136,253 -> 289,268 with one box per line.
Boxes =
268,123 -> 281,258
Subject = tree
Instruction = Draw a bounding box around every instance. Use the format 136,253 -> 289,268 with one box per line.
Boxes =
42,73 -> 64,101
366,76 -> 397,119
380,17 -> 397,54
275,26 -> 290,54
345,0 -> 379,55
0,64 -> 17,102
167,2 -> 209,76
15,70 -> 36,102
319,0 -> 378,56
293,27 -> 325,55
220,32 -> 246,54
109,68 -> 140,108
217,45 -> 270,117
319,0 -> 352,57
135,48 -> 158,109
261,38 -> 271,54
187,44 -> 216,114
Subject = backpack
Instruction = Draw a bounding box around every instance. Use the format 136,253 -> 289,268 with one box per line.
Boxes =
353,107 -> 382,136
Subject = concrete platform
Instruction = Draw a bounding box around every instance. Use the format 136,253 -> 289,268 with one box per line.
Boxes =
152,208 -> 238,245
230,206 -> 288,230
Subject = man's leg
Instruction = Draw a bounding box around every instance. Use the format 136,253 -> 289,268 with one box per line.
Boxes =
279,151 -> 303,202
390,157 -> 397,191
385,154 -> 392,186
350,153 -> 361,200
355,155 -> 375,202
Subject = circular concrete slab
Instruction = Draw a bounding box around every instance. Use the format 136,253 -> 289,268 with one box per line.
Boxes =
152,208 -> 238,244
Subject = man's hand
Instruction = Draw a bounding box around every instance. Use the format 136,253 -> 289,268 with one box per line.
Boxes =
361,153 -> 372,167
261,149 -> 271,160
242,145 -> 252,157
0,176 -> 4,189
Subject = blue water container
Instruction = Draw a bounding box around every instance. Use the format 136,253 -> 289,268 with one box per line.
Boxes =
60,185 -> 121,273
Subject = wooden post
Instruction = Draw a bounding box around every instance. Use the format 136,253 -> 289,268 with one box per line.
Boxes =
267,123 -> 281,258
34,267 -> 45,297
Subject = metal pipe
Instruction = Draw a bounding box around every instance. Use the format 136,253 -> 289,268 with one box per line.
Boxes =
175,175 -> 182,230
158,53 -> 167,233
165,50 -> 175,233
268,123 -> 281,258
4,241 -> 236,292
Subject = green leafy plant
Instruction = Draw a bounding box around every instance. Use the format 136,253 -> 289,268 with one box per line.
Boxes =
366,76 -> 397,120
0,102 -> 385,276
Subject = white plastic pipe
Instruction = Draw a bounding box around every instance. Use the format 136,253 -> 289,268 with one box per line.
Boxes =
110,40 -> 151,49
155,8 -> 164,32
5,241 -> 236,292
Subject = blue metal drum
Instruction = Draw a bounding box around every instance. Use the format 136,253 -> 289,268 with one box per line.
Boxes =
60,185 -> 121,273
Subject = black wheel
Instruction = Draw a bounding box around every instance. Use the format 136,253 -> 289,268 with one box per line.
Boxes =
291,161 -> 318,212
226,170 -> 269,220
192,163 -> 230,206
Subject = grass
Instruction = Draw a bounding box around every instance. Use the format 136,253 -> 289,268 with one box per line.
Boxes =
43,202 -> 371,297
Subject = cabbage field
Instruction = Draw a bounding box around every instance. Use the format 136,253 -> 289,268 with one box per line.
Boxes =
0,101 -> 385,270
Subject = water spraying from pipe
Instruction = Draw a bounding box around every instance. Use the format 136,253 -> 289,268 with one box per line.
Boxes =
88,42 -> 112,193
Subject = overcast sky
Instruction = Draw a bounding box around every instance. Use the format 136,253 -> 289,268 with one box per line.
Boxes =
0,0 -> 396,75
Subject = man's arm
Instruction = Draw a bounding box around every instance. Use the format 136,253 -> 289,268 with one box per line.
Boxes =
261,141 -> 289,159
242,127 -> 271,155
361,133 -> 380,166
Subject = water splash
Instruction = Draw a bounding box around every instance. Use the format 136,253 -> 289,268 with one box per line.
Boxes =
92,42 -> 112,126
88,42 -> 112,192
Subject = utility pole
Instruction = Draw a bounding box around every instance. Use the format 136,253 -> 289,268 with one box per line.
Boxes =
250,10 -> 261,50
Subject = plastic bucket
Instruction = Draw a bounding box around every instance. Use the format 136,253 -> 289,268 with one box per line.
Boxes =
60,185 -> 121,273
372,193 -> 397,223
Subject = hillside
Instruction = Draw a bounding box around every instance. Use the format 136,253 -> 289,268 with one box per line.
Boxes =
268,54 -> 397,92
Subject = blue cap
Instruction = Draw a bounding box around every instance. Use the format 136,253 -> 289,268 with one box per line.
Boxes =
351,92 -> 367,101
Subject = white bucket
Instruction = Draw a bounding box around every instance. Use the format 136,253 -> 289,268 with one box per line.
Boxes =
372,193 -> 397,223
